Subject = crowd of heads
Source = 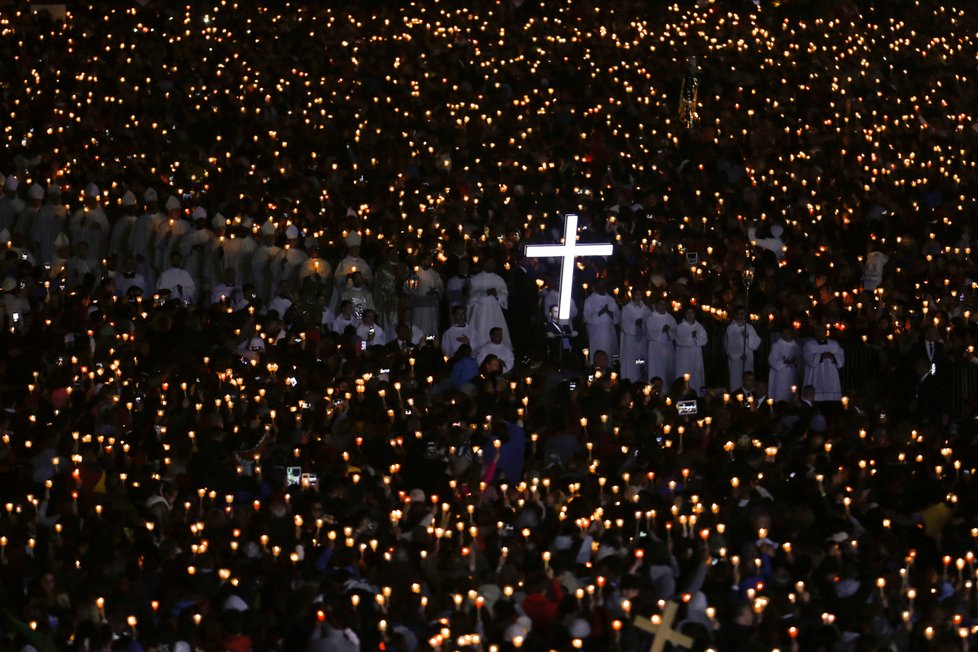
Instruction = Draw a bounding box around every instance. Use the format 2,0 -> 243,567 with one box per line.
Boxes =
1,0 -> 978,650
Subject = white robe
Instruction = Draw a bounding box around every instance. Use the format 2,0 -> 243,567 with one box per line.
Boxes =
129,211 -> 166,287
356,323 -> 388,347
0,196 -> 25,232
476,341 -> 515,373
115,271 -> 146,298
298,257 -> 332,285
157,267 -> 197,304
335,255 -> 373,285
211,282 -> 242,306
156,219 -> 191,271
30,204 -> 66,264
411,267 -> 444,338
768,337 -> 802,403
466,271 -> 511,350
803,339 -> 845,401
441,323 -> 478,358
69,208 -> 110,261
675,319 -> 708,395
108,213 -> 137,261
644,310 -> 677,386
619,301 -> 651,382
725,320 -> 761,390
226,235 -> 257,288
252,244 -> 284,304
583,293 -> 620,363
331,312 -> 361,335
179,228 -> 213,285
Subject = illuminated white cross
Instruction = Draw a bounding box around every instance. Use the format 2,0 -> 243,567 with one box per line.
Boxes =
524,213 -> 613,321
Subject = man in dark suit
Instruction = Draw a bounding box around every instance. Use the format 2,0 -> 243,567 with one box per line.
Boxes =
544,304 -> 576,365
914,325 -> 946,377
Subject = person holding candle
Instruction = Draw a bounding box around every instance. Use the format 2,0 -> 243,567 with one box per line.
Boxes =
675,307 -> 708,396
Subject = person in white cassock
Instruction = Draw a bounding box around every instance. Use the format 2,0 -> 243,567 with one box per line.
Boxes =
583,280 -> 620,364
210,267 -> 242,306
252,221 -> 284,304
441,305 -> 478,358
279,225 -> 308,290
108,190 -> 138,261
65,241 -> 100,289
619,293 -> 651,382
331,300 -> 361,335
675,307 -> 708,395
155,198 -> 191,273
335,232 -> 373,282
768,327 -> 802,403
410,257 -> 444,339
0,176 -> 25,233
466,258 -> 511,350
129,190 -> 166,289
201,214 -> 229,289
267,280 -> 294,319
115,255 -> 146,299
223,217 -> 257,288
157,252 -> 197,304
14,184 -> 43,246
31,185 -> 67,265
339,271 -> 374,322
70,183 -> 110,262
179,207 -> 213,285
724,307 -> 761,390
356,309 -> 388,347
476,326 -> 515,373
297,239 -> 331,287
804,329 -> 845,402
644,297 -> 677,386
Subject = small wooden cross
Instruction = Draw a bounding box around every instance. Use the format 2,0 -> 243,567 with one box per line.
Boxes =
634,602 -> 694,652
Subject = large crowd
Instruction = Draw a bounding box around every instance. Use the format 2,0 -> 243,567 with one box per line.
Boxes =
1,0 -> 977,650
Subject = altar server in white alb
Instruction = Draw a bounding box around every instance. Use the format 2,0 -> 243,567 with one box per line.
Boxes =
619,292 -> 651,382
70,183 -> 110,262
804,328 -> 845,401
675,307 -> 708,395
644,297 -> 677,386
768,326 -> 803,403
583,279 -> 620,364
724,307 -> 761,391
466,257 -> 511,350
